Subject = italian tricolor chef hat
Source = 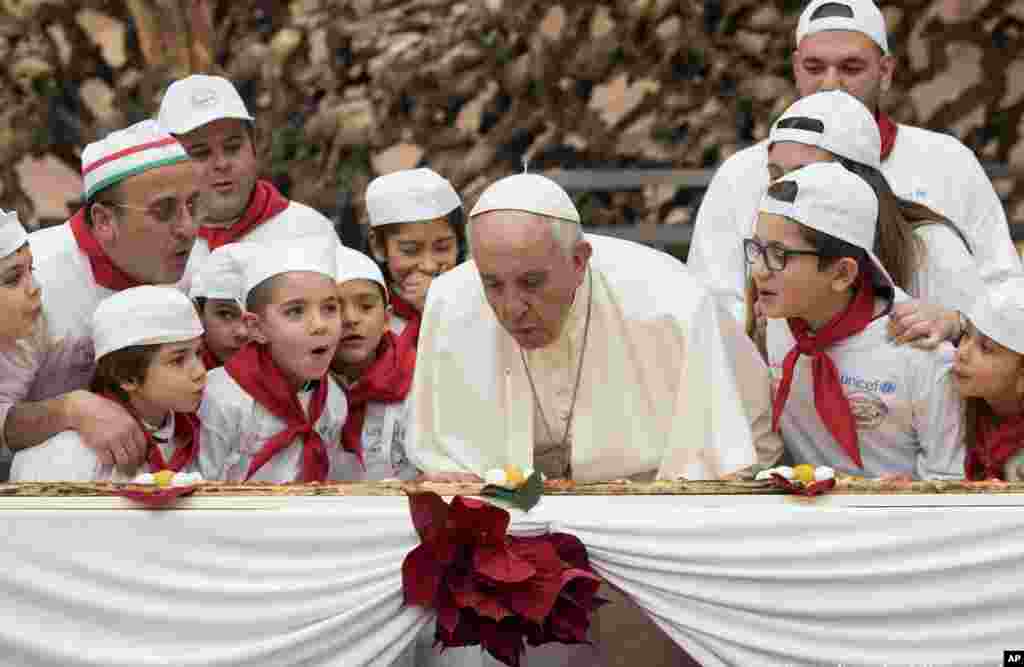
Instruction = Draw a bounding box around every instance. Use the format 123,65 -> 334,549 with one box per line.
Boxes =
92,286 -> 204,361
967,278 -> 1024,356
770,90 -> 881,170
366,168 -> 461,227
335,245 -> 388,298
81,120 -> 190,200
0,208 -> 28,259
758,161 -> 894,289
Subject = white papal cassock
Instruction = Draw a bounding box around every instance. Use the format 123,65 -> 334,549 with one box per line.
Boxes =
407,233 -> 781,482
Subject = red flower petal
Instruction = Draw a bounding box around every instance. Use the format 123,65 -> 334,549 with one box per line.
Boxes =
407,492 -> 456,562
452,588 -> 515,622
401,544 -> 442,607
436,588 -> 462,636
474,543 -> 537,583
499,537 -> 567,623
480,618 -> 526,667
546,532 -> 592,570
450,495 -> 511,547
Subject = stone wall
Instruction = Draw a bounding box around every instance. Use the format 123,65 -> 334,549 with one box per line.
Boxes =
1,0 -> 1022,238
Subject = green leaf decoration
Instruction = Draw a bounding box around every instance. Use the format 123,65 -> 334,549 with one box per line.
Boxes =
481,472 -> 544,512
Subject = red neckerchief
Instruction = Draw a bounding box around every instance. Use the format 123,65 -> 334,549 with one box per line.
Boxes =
966,412 -> 1024,481
198,179 -> 289,251
338,331 -> 416,466
225,342 -> 330,482
390,291 -> 422,350
69,209 -> 144,291
772,279 -> 877,469
146,412 -> 201,472
199,343 -> 221,371
877,112 -> 898,161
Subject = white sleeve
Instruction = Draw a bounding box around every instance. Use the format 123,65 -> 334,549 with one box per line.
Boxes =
686,160 -> 751,323
9,431 -> 105,481
911,348 -> 966,480
956,145 -> 1021,286
911,225 -> 984,313
198,372 -> 243,481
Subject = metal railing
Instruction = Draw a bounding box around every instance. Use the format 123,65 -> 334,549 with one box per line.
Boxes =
544,163 -> 1021,249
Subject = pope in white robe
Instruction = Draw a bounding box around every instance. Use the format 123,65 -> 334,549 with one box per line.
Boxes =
406,173 -> 780,483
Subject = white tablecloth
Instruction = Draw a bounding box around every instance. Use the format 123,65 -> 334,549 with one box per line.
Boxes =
0,494 -> 1021,667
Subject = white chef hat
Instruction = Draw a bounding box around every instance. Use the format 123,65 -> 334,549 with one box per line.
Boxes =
967,278 -> 1024,356
157,74 -> 255,136
796,0 -> 889,55
366,168 -> 461,227
242,236 -> 339,305
758,161 -> 893,289
335,245 -> 388,298
0,209 -> 28,259
92,286 -> 204,360
81,120 -> 189,200
469,173 -> 580,223
189,243 -> 255,305
770,90 -> 881,170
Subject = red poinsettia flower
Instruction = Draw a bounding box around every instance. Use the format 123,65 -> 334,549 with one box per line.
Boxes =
402,492 -> 606,667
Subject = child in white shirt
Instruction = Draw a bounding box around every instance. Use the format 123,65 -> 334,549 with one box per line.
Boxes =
747,162 -> 964,479
189,243 -> 252,369
331,246 -> 416,480
12,286 -> 206,481
199,237 -> 351,483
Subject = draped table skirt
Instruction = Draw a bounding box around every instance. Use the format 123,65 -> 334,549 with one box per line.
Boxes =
0,492 -> 1021,667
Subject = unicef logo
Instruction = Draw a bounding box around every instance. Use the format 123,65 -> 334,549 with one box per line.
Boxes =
880,381 -> 896,395
191,88 -> 219,108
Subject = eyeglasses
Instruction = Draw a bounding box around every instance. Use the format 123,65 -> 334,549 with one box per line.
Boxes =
105,193 -> 204,226
743,237 -> 823,272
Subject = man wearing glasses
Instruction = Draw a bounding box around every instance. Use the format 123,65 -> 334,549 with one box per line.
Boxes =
0,120 -> 199,475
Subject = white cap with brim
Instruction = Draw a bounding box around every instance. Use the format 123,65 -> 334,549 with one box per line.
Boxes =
366,168 -> 461,228
92,286 -> 204,360
470,173 -> 580,223
335,245 -> 388,299
189,243 -> 255,305
758,161 -> 893,289
0,209 -> 28,260
242,236 -> 339,304
770,90 -> 881,170
157,74 -> 255,136
797,0 -> 889,54
967,278 -> 1024,356
81,120 -> 190,201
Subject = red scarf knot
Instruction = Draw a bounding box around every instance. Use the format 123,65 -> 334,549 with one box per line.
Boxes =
198,179 -> 290,251
772,279 -> 877,469
966,412 -> 1024,481
145,412 -> 201,472
877,111 -> 898,161
199,344 -> 221,371
225,342 -> 331,482
389,291 -> 422,350
70,209 -> 144,291
338,331 -> 416,468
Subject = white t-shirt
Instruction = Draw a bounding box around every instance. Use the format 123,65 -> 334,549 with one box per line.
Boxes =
765,309 -> 965,480
198,367 -> 351,482
182,201 -> 338,290
10,413 -> 197,481
689,125 -> 1020,321
333,390 -> 415,481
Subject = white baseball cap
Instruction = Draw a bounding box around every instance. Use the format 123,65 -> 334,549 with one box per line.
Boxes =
0,209 -> 28,259
241,236 -> 339,304
189,243 -> 255,305
92,286 -> 204,360
758,161 -> 892,289
366,168 -> 461,228
335,245 -> 388,299
470,173 -> 580,223
770,90 -> 881,170
967,278 -> 1024,356
157,74 -> 255,136
796,0 -> 889,54
81,120 -> 189,200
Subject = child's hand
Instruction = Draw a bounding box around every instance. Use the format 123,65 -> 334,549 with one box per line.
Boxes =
887,301 -> 958,349
1004,451 -> 1024,482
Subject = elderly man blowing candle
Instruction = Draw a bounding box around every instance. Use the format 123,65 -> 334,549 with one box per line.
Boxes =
407,173 -> 780,483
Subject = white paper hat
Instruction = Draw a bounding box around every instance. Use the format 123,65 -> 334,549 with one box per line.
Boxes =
967,278 -> 1024,356
366,168 -> 461,228
797,0 -> 889,54
82,120 -> 190,200
189,243 -> 255,305
770,90 -> 881,170
470,173 -> 580,223
335,245 -> 388,298
92,286 -> 204,360
758,161 -> 892,288
157,74 -> 255,136
0,209 -> 28,259
242,236 -> 339,303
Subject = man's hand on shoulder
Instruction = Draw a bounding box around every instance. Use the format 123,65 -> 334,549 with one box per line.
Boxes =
65,390 -> 146,468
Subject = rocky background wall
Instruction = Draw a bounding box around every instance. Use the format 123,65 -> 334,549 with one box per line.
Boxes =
1,0 -> 1022,250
